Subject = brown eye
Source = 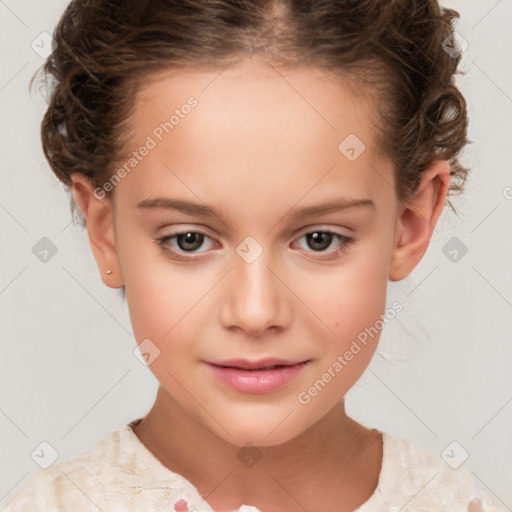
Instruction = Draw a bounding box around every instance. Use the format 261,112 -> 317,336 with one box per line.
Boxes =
294,229 -> 353,260
175,232 -> 205,251
305,232 -> 335,251
155,230 -> 218,260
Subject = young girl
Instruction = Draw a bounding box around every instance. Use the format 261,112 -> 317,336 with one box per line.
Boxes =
2,0 -> 506,511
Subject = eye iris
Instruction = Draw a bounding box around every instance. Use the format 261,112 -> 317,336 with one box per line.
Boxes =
307,232 -> 332,251
177,232 -> 204,251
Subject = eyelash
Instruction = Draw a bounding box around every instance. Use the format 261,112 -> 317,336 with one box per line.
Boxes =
154,228 -> 354,262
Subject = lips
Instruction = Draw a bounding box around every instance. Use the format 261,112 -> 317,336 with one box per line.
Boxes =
205,358 -> 310,393
208,358 -> 307,370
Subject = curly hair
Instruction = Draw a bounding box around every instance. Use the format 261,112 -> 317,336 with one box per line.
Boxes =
33,0 -> 469,221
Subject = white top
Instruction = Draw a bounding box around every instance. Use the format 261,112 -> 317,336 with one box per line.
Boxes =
1,419 -> 506,512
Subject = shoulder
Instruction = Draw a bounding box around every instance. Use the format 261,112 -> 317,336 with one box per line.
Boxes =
0,422 -> 181,511
1,421 -> 214,512
374,431 -> 506,512
0,426 -> 130,511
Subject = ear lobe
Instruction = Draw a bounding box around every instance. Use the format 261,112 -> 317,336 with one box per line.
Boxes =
389,160 -> 451,282
70,173 -> 124,289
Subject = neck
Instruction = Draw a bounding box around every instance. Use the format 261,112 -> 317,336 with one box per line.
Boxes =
133,386 -> 382,512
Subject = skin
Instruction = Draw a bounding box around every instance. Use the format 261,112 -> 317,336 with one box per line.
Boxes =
71,58 -> 451,512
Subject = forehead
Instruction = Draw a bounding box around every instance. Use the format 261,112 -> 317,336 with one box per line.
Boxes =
132,59 -> 376,146
117,59 -> 394,210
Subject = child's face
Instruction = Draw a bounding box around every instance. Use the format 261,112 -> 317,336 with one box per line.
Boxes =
79,59 -> 444,446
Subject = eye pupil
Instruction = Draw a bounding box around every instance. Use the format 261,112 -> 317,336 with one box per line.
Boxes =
307,232 -> 332,251
177,232 -> 204,251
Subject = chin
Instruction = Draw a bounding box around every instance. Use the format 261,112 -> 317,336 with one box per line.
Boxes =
224,424 -> 303,448
204,407 -> 311,448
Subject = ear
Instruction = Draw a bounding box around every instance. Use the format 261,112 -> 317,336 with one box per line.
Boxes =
70,173 -> 124,289
389,160 -> 451,281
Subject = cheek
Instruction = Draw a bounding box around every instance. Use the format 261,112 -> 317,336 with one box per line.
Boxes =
293,253 -> 390,409
125,265 -> 207,343
116,228 -> 207,344
304,251 -> 390,341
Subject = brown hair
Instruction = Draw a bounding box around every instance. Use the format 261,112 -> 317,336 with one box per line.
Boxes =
33,0 -> 468,221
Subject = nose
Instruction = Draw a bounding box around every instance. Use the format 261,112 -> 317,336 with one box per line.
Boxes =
219,249 -> 291,337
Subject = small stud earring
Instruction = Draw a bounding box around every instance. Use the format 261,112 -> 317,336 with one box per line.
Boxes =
106,270 -> 113,275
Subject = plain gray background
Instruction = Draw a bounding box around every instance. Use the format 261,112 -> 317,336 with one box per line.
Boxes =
1,0 -> 511,508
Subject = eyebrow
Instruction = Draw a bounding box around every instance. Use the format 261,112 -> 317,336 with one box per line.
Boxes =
137,196 -> 375,220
